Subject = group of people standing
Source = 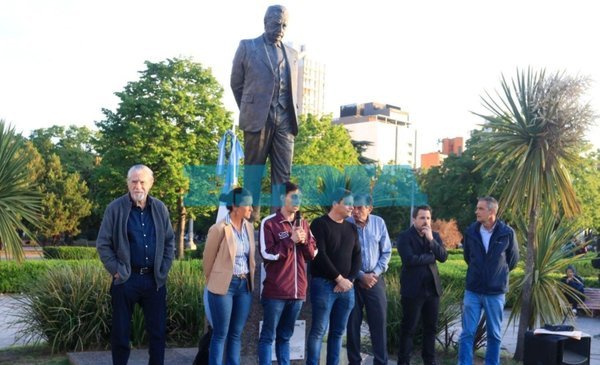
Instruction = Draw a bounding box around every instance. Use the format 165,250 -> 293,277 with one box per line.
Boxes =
97,164 -> 521,365
93,3 -> 526,365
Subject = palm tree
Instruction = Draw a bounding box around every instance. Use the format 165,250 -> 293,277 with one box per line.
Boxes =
473,69 -> 595,360
0,120 -> 42,262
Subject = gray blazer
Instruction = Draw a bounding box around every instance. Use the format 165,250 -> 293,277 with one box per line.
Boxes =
231,34 -> 299,135
96,194 -> 175,288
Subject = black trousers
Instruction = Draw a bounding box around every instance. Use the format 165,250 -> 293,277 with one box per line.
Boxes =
243,107 -> 294,220
347,277 -> 388,365
110,273 -> 167,365
398,294 -> 439,365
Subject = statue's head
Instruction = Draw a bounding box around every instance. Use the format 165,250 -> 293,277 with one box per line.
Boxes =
264,5 -> 289,44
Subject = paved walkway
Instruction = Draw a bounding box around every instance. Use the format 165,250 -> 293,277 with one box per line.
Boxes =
67,349 -> 389,365
0,295 -> 31,348
0,246 -> 44,261
502,311 -> 600,363
449,309 -> 600,363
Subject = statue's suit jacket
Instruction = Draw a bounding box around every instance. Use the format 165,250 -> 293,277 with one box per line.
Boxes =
231,35 -> 299,136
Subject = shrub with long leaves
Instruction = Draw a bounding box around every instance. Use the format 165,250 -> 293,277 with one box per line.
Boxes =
506,205 -> 587,329
14,262 -> 112,352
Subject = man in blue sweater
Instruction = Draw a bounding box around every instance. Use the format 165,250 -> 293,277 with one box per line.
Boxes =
458,196 -> 519,365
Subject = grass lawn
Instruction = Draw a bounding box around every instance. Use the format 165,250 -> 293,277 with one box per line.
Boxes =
0,345 -> 68,365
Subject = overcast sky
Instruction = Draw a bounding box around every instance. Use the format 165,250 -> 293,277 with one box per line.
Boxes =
1,0 -> 598,157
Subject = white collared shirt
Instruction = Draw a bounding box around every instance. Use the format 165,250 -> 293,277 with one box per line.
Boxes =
480,223 -> 496,253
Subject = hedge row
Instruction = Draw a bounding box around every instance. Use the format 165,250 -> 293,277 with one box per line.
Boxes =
2,254 -> 597,294
0,260 -> 98,293
42,246 -> 98,260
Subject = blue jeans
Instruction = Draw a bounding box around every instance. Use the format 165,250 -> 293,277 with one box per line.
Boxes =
207,277 -> 252,365
307,277 -> 355,365
458,290 -> 505,365
258,298 -> 303,365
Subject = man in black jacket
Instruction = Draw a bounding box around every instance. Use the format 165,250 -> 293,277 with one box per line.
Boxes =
458,196 -> 519,365
397,205 -> 447,365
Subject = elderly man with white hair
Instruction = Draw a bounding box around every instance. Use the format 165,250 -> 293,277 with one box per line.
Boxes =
97,164 -> 175,365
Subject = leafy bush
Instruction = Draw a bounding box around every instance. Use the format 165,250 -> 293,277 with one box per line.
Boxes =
385,275 -> 402,355
43,246 -> 98,260
131,260 -> 205,346
13,262 -> 111,352
436,283 -> 463,352
166,260 -> 204,344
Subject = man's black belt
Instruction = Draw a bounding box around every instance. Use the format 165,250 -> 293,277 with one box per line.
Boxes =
131,266 -> 153,275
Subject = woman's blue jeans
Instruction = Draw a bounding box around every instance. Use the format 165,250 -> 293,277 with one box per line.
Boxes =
207,277 -> 252,365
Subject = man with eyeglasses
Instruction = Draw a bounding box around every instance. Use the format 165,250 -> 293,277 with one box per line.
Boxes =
259,181 -> 317,365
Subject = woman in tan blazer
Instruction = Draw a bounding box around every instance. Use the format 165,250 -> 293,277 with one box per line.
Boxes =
203,187 -> 255,365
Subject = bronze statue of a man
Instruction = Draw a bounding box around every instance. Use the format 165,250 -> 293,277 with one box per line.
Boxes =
231,5 -> 299,220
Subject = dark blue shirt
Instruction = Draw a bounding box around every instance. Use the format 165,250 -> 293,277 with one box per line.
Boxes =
127,196 -> 156,268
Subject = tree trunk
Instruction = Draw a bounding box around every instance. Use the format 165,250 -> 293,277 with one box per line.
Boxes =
514,203 -> 539,360
177,190 -> 186,260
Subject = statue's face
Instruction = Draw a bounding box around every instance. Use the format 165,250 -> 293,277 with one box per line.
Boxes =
264,11 -> 288,44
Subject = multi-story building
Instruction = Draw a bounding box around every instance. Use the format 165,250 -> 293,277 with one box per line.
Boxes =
333,102 -> 415,166
421,152 -> 447,169
441,137 -> 463,156
296,45 -> 326,117
420,136 -> 464,169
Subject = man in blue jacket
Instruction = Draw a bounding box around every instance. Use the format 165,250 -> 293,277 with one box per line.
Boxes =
458,196 -> 519,365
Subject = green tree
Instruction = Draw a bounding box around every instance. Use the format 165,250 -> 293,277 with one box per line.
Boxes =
0,121 -> 42,262
37,154 -> 93,244
571,149 -> 600,233
420,130 -> 501,233
29,125 -> 97,181
94,58 -> 232,258
29,125 -> 100,239
293,114 -> 360,169
474,69 -> 595,360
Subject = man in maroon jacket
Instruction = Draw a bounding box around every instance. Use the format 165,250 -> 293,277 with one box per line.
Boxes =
258,181 -> 317,365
